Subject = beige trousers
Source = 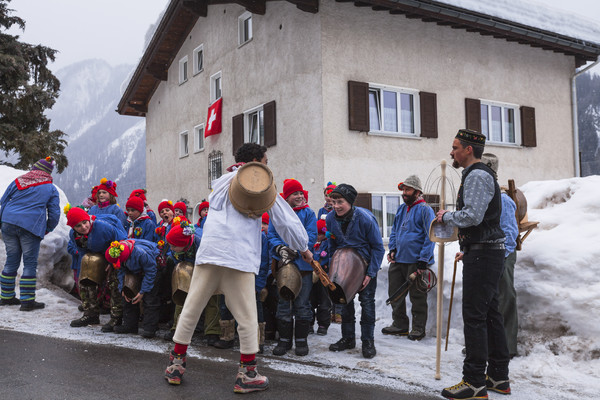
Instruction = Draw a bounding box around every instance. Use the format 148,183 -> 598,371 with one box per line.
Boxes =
173,263 -> 258,355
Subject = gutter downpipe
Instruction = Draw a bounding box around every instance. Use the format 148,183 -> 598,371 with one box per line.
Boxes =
572,56 -> 600,177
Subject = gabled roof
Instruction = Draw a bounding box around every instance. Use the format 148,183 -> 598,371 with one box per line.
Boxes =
117,0 -> 600,117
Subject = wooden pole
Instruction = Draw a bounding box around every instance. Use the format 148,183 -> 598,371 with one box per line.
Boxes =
435,160 -> 447,380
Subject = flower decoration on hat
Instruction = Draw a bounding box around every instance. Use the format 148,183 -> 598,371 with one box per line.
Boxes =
108,241 -> 125,259
63,203 -> 72,216
325,181 -> 337,196
98,177 -> 118,197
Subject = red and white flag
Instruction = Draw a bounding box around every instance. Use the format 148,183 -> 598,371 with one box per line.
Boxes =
205,97 -> 222,137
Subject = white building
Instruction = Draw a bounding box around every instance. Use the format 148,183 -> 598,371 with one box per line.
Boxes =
117,0 -> 600,239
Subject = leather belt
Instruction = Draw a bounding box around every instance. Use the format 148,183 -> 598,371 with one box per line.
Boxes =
465,243 -> 505,251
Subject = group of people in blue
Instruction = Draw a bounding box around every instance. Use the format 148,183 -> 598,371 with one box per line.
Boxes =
0,132 -> 519,399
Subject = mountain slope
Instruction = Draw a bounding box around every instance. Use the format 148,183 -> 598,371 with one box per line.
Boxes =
49,59 -> 146,204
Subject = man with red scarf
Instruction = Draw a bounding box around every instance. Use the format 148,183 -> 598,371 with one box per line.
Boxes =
382,175 -> 435,341
0,157 -> 60,311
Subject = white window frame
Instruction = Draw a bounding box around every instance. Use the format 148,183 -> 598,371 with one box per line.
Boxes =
178,56 -> 188,85
193,124 -> 205,153
193,44 -> 204,76
179,130 -> 189,158
243,104 -> 265,145
368,83 -> 421,137
371,192 -> 402,241
210,71 -> 222,103
480,99 -> 521,146
238,11 -> 253,46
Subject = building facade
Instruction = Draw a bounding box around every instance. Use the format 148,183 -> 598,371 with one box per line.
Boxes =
118,0 -> 600,238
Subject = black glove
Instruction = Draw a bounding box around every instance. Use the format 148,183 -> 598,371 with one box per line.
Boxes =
417,261 -> 428,271
275,245 -> 297,264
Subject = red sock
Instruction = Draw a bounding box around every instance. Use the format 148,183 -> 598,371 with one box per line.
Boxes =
174,343 -> 188,355
240,353 -> 256,364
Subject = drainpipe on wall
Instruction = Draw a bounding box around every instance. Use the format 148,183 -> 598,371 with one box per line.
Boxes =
572,56 -> 600,177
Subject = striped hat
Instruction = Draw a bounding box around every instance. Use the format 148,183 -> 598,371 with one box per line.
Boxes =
32,156 -> 55,173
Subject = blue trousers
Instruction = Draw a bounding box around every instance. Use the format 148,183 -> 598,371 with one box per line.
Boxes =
341,275 -> 377,341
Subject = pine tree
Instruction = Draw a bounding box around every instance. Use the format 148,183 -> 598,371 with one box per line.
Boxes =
0,0 -> 68,172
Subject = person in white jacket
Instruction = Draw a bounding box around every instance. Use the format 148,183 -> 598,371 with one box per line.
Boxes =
164,143 -> 312,394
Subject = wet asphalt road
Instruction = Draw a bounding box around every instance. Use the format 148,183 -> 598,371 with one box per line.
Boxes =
0,329 -> 441,400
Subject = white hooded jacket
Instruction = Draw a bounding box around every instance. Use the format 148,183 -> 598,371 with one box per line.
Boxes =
195,169 -> 309,274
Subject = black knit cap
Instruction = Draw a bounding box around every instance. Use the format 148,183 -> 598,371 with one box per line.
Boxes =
330,183 -> 357,205
456,129 -> 486,146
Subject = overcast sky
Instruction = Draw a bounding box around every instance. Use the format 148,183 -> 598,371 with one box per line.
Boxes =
5,0 -> 600,72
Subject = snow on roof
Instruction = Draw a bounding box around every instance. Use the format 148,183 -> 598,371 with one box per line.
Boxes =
436,0 -> 600,46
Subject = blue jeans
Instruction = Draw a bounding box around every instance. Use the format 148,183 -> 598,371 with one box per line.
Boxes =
276,272 -> 313,321
1,223 -> 42,277
462,248 -> 510,387
341,275 -> 377,341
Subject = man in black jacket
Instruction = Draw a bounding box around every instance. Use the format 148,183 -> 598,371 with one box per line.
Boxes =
436,129 -> 511,400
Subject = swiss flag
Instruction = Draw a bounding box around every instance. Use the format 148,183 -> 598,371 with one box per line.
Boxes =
205,97 -> 223,137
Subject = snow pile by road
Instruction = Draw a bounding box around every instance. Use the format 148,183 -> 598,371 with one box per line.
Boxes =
1,165 -> 599,399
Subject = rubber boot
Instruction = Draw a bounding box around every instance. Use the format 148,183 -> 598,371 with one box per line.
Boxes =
214,319 -> 236,349
272,319 -> 293,356
258,322 -> 266,354
294,319 -> 310,356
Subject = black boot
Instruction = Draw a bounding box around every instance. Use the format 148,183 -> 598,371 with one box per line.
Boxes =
272,319 -> 293,356
294,320 -> 310,356
70,313 -> 100,327
362,339 -> 376,359
329,337 -> 356,352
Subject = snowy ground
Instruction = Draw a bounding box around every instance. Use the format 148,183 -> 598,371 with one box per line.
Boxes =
1,165 -> 599,399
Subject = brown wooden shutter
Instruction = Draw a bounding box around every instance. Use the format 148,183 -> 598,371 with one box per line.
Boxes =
354,193 -> 372,211
263,100 -> 276,148
419,91 -> 438,138
520,106 -> 536,147
348,81 -> 369,131
232,113 -> 244,156
465,98 -> 481,132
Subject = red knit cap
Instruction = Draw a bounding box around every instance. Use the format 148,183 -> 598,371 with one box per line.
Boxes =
126,196 -> 144,213
198,201 -> 209,212
316,219 -> 327,234
282,179 -> 303,200
67,207 -> 90,228
166,224 -> 193,247
105,240 -> 133,269
158,200 -> 174,213
129,189 -> 147,202
261,212 -> 270,225
174,201 -> 187,215
98,178 -> 118,197
91,186 -> 99,202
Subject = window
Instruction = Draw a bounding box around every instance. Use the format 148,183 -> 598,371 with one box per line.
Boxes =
369,84 -> 420,136
371,193 -> 402,239
193,44 -> 204,75
210,71 -> 222,103
208,150 -> 223,189
179,130 -> 189,158
238,11 -> 252,46
178,56 -> 188,84
480,100 -> 521,145
194,124 -> 205,153
244,105 -> 265,145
